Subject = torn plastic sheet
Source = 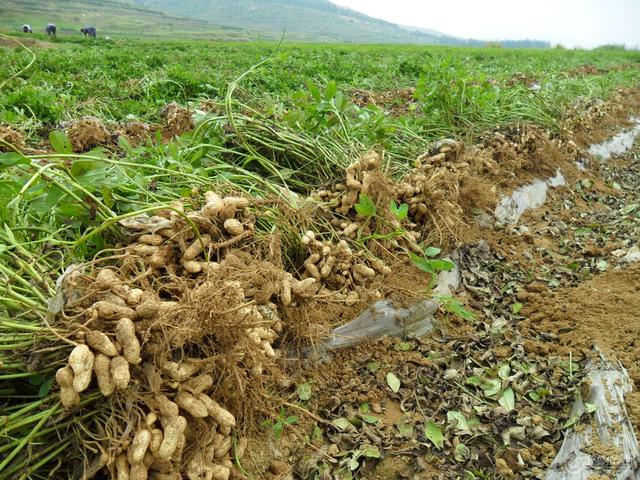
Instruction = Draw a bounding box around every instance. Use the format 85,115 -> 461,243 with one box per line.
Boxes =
494,170 -> 566,225
620,246 -> 640,264
545,350 -> 640,479
588,117 -> 640,161
320,257 -> 461,351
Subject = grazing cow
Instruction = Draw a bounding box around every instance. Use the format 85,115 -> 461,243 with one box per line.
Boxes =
46,23 -> 57,36
22,25 -> 33,33
80,26 -> 97,38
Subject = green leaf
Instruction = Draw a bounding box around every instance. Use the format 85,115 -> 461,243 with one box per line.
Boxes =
447,411 -> 469,432
498,388 -> 515,411
38,378 -> 53,398
511,302 -> 523,314
439,296 -> 475,320
386,372 -> 401,393
389,200 -> 409,221
306,80 -> 322,102
333,417 -> 354,431
355,194 -> 376,218
423,421 -> 444,450
273,422 -> 284,438
49,130 -> 73,154
285,416 -> 298,425
410,254 -> 454,274
0,152 -> 30,168
361,445 -> 381,458
424,246 -> 441,257
297,383 -> 312,401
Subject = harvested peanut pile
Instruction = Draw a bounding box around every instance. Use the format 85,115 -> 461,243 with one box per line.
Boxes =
50,180 -> 424,479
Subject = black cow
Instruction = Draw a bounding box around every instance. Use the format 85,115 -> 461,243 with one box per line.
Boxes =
22,24 -> 33,33
46,23 -> 57,36
80,26 -> 97,38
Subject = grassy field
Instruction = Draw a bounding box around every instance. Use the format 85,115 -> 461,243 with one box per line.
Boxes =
1,35 -> 640,479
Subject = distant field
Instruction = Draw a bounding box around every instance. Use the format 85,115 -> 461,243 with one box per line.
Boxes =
0,0 -> 251,39
1,35 -> 639,135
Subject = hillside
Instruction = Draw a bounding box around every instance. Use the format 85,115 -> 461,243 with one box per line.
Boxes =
0,0 -> 550,46
0,0 -> 252,39
132,0 -> 451,43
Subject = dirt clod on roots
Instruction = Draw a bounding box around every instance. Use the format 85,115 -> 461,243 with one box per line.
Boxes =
65,116 -> 112,152
162,102 -> 194,136
0,125 -> 25,152
115,121 -> 151,146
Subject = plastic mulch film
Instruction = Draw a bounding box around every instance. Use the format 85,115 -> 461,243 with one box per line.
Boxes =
321,257 -> 461,351
494,170 -> 566,225
546,350 -> 640,479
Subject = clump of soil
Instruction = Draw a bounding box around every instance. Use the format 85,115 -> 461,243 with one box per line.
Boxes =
521,265 -> 640,414
65,116 -> 112,152
505,72 -> 540,89
115,121 -> 152,146
0,125 -> 25,152
351,87 -> 418,116
566,64 -> 605,77
162,102 -> 194,136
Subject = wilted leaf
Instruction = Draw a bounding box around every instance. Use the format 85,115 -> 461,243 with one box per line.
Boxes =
424,421 -> 444,450
386,372 -> 401,393
396,417 -> 414,437
454,443 -> 470,462
498,364 -> 511,380
367,362 -> 380,372
447,411 -> 469,432
585,402 -> 597,414
361,414 -> 380,425
297,383 -> 312,401
333,417 -> 354,431
361,445 -> 381,458
498,387 -> 515,411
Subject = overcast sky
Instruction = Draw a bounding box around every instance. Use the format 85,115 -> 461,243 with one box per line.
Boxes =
330,0 -> 640,48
